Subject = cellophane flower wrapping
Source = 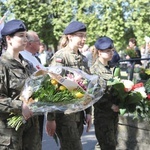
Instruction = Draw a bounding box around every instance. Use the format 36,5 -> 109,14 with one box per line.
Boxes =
19,66 -> 106,114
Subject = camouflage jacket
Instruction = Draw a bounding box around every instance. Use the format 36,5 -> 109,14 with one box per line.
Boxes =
47,45 -> 91,121
49,45 -> 90,74
0,51 -> 34,119
90,58 -> 119,117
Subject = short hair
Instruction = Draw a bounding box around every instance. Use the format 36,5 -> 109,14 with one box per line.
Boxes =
27,31 -> 38,41
129,38 -> 137,45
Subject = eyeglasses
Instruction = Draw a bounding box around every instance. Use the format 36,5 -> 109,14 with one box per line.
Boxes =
73,33 -> 87,39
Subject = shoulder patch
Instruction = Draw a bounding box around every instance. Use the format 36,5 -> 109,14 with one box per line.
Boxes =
56,57 -> 63,63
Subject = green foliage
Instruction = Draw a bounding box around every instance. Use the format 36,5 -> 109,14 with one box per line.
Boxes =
107,77 -> 143,115
32,75 -> 77,103
7,114 -> 25,131
0,1 -> 7,17
4,0 -> 150,51
124,49 -> 137,58
145,79 -> 150,94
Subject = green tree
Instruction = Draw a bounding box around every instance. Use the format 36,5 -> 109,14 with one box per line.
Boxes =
5,0 -> 150,52
125,0 -> 150,47
6,0 -> 75,51
0,1 -> 7,18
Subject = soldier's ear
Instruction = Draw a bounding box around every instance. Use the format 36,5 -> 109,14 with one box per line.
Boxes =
67,34 -> 73,40
6,35 -> 12,44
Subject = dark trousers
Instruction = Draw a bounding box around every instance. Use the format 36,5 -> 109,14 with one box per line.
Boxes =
38,115 -> 44,140
55,112 -> 84,150
94,116 -> 118,150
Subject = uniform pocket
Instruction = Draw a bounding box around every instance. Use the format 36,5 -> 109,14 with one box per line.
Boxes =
0,135 -> 11,146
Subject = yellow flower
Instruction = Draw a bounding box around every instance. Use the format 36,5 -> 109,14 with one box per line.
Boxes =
51,79 -> 58,85
59,86 -> 66,91
75,92 -> 84,98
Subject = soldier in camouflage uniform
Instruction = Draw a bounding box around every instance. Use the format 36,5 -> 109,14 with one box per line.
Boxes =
46,21 -> 92,150
0,20 -> 41,150
90,36 -> 120,150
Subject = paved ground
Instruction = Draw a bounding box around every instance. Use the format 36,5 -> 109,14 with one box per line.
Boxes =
42,122 -> 97,150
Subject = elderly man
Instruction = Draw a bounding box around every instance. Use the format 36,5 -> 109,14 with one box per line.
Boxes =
20,31 -> 45,70
20,31 -> 46,140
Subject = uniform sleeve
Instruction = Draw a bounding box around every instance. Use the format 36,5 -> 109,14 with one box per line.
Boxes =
90,63 -> 114,109
49,52 -> 65,67
0,64 -> 22,114
0,97 -> 22,113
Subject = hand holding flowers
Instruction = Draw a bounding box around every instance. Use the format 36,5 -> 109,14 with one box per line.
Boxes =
107,76 -> 150,120
107,77 -> 143,115
111,104 -> 119,112
7,66 -> 106,131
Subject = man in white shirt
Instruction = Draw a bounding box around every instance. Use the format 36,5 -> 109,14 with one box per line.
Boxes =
20,30 -> 45,140
20,31 -> 46,70
38,43 -> 48,66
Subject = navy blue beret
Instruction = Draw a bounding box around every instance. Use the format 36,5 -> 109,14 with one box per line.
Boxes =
1,19 -> 26,36
63,21 -> 86,35
95,36 -> 114,50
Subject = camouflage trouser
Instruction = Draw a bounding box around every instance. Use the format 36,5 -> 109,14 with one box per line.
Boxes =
56,112 -> 84,150
94,116 -> 118,150
0,116 -> 41,150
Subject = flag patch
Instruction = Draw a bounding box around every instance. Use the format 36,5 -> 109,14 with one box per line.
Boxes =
56,57 -> 63,63
36,65 -> 41,69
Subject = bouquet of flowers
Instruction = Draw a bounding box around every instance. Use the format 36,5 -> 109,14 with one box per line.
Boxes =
7,66 -> 106,130
107,77 -> 150,120
107,77 -> 144,115
124,48 -> 137,58
20,66 -> 106,114
136,78 -> 150,120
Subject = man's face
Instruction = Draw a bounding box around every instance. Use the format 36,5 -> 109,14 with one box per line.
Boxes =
30,37 -> 41,54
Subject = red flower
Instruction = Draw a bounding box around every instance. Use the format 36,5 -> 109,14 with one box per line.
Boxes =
147,94 -> 150,100
132,82 -> 144,90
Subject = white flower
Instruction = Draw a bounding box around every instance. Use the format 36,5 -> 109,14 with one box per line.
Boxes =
133,87 -> 147,98
121,80 -> 134,92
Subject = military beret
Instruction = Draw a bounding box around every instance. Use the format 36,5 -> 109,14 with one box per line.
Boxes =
95,36 -> 114,50
1,19 -> 26,36
63,21 -> 86,35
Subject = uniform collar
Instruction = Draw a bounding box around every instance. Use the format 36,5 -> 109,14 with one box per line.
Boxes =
66,45 -> 80,54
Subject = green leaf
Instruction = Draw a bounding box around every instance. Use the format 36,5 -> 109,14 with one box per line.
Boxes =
119,109 -> 127,115
126,92 -> 143,105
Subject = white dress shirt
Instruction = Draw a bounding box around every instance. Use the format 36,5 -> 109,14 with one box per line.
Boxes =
38,51 -> 47,66
20,50 -> 46,70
